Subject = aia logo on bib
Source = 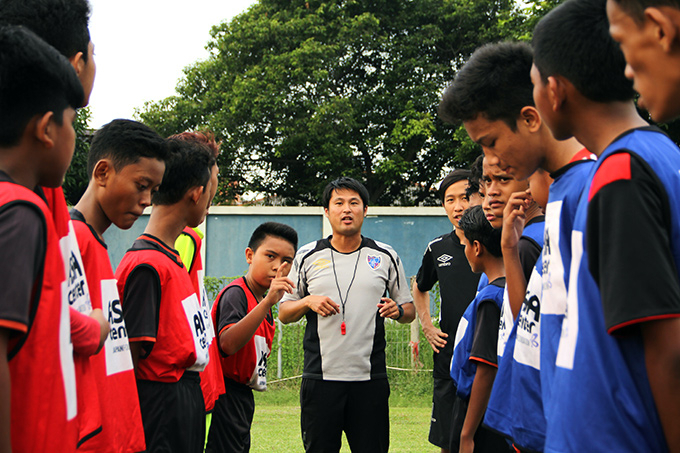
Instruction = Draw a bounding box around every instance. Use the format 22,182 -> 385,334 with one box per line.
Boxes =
367,255 -> 381,270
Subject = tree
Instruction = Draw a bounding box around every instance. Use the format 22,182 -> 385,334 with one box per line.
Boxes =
63,107 -> 92,206
139,0 -> 540,206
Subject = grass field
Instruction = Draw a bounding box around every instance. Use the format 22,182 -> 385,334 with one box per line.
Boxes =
249,377 -> 437,452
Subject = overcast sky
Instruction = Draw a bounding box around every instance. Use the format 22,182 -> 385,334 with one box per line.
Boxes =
87,0 -> 258,128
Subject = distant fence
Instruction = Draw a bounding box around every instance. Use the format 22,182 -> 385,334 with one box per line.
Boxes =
205,276 -> 441,381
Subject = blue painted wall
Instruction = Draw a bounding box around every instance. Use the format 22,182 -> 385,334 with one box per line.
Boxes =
204,214 -> 323,278
103,211 -> 453,279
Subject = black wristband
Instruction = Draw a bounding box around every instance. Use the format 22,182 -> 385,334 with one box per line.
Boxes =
396,304 -> 404,320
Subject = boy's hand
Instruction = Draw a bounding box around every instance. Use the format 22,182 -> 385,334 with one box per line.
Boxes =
501,190 -> 532,251
377,298 -> 401,319
90,308 -> 110,353
263,262 -> 295,307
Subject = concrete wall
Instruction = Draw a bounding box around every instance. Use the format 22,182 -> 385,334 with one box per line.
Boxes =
103,206 -> 454,279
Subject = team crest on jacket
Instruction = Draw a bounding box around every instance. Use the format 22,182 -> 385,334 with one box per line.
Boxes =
367,255 -> 381,270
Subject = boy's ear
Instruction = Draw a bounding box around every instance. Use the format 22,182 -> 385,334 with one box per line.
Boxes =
519,106 -> 541,132
93,159 -> 113,186
472,239 -> 483,257
245,247 -> 254,264
69,51 -> 86,77
646,7 -> 680,53
34,112 -> 55,149
546,75 -> 567,113
188,185 -> 205,205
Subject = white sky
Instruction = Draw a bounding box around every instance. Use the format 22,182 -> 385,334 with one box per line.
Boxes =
87,0 -> 258,128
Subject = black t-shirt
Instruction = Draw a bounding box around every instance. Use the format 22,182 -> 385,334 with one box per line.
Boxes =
121,263 -> 161,358
518,215 -> 545,282
415,231 -> 480,378
469,285 -> 503,367
587,151 -> 680,334
216,280 -> 273,357
0,172 -> 46,334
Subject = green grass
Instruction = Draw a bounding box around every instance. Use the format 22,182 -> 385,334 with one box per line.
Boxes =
250,378 -> 437,452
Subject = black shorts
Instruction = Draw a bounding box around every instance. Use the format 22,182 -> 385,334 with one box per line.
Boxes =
300,378 -> 390,453
428,377 -> 456,449
137,371 -> 206,453
449,395 -> 510,452
206,378 -> 255,453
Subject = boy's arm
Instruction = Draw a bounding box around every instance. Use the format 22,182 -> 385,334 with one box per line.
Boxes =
120,265 -> 161,370
642,318 -> 680,451
460,362 -> 497,453
220,263 -> 294,356
461,298 -> 501,452
413,282 -> 447,352
0,205 -> 45,452
70,307 -> 109,355
0,328 -> 10,453
501,191 -> 529,318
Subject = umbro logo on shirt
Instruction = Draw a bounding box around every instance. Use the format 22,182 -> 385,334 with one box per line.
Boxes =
437,254 -> 452,267
312,258 -> 331,270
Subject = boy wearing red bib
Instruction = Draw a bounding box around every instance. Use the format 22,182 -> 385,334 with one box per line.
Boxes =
71,119 -> 167,452
206,222 -> 298,453
117,135 -> 219,453
0,25 -> 84,452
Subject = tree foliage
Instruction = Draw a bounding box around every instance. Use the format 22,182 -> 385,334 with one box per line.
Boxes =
63,107 -> 92,206
138,0 -> 549,205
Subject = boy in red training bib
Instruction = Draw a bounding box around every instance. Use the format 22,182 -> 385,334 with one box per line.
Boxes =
206,222 -> 298,453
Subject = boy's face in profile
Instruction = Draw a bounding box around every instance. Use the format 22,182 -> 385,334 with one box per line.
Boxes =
527,169 -> 552,210
99,157 -> 165,229
40,107 -> 77,187
188,164 -> 219,228
455,227 -> 480,273
607,0 -> 680,122
464,113 -> 542,182
443,180 -> 469,228
79,41 -> 96,107
529,64 -> 563,140
246,235 -> 296,290
482,158 -> 529,229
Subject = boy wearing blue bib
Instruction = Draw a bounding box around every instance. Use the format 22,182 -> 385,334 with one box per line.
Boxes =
450,206 -> 507,453
533,0 -> 680,450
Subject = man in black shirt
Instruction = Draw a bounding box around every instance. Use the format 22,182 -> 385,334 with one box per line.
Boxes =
413,169 -> 481,453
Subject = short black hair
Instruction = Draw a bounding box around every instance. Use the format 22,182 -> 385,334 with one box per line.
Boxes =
439,42 -> 534,130
467,154 -> 484,199
248,222 -> 298,252
610,0 -> 680,22
0,25 -> 84,147
322,177 -> 370,209
458,205 -> 502,257
532,0 -> 635,103
439,169 -> 471,203
0,0 -> 91,61
152,136 -> 217,205
88,120 -> 168,178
